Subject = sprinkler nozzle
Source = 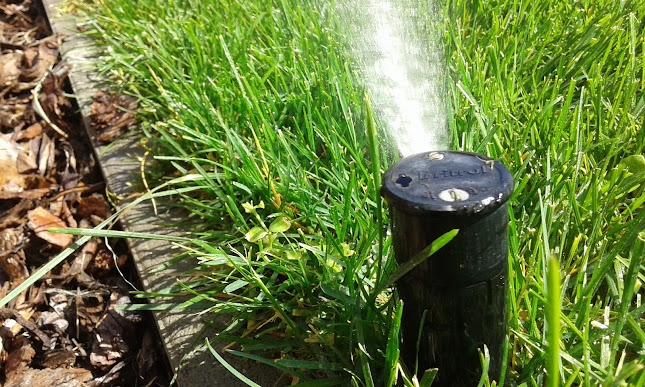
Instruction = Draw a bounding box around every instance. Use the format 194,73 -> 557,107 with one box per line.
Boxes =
382,151 -> 513,386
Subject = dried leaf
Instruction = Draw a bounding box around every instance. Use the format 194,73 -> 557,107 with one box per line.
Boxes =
0,188 -> 50,200
77,293 -> 106,334
23,175 -> 52,190
76,194 -> 109,219
93,361 -> 125,385
39,349 -> 76,369
0,52 -> 22,88
27,207 -> 73,247
89,292 -> 134,370
0,102 -> 29,129
16,121 -> 44,141
13,35 -> 65,92
0,308 -> 52,348
4,338 -> 35,379
0,199 -> 33,230
91,90 -> 138,144
0,228 -> 28,283
0,134 -> 24,190
16,151 -> 37,173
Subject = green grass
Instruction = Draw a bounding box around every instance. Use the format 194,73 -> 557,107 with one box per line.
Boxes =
59,0 -> 645,385
444,1 -> 645,384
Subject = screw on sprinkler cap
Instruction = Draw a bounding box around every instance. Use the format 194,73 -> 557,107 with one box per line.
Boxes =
381,151 -> 514,218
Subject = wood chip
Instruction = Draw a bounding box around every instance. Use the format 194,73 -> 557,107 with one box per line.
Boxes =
16,150 -> 38,173
26,207 -> 73,247
5,367 -> 93,387
16,121 -> 44,141
0,188 -> 50,200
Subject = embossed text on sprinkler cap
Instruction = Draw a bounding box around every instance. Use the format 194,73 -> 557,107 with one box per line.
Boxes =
381,151 -> 514,217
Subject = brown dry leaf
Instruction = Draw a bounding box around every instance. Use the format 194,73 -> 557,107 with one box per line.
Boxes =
0,101 -> 29,129
0,20 -> 33,47
27,282 -> 46,307
7,308 -> 35,337
13,35 -> 65,92
77,293 -> 106,333
4,337 -> 35,381
16,150 -> 37,173
23,175 -> 51,190
0,52 -> 22,89
91,90 -> 138,144
40,349 -> 76,368
40,349 -> 76,369
0,199 -> 33,230
89,292 -> 134,370
27,207 -> 73,247
0,228 -> 29,283
0,187 -> 50,200
91,360 -> 126,385
40,61 -> 72,125
0,133 -> 24,191
0,308 -> 52,348
16,121 -> 44,141
77,194 -> 109,220
0,2 -> 31,24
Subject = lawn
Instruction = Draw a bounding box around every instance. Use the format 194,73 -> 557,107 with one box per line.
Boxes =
71,0 -> 645,385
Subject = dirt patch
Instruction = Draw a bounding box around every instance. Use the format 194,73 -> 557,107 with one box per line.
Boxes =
0,0 -> 171,384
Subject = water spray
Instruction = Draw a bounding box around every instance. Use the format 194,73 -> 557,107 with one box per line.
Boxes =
381,151 -> 513,386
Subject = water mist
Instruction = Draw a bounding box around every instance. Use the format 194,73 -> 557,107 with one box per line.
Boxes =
334,1 -> 512,384
334,0 -> 448,156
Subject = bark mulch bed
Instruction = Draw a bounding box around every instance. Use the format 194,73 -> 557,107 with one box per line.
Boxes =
0,0 -> 172,385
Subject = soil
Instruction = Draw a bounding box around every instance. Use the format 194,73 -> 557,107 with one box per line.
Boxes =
0,0 -> 172,385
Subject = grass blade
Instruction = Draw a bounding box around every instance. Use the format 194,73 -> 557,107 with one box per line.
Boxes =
385,300 -> 404,387
546,255 -> 562,387
205,339 -> 261,387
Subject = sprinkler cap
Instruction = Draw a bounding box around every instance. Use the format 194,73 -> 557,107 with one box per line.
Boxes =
381,151 -> 513,217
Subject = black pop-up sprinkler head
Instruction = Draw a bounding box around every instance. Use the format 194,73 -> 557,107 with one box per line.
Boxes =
381,151 -> 513,386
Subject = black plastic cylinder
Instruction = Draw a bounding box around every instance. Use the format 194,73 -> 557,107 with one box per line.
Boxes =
381,151 -> 513,386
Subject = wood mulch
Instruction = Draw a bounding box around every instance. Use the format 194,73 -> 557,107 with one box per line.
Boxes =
0,0 -> 171,385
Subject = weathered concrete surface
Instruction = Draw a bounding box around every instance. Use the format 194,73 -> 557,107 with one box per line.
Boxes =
42,1 -> 282,385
